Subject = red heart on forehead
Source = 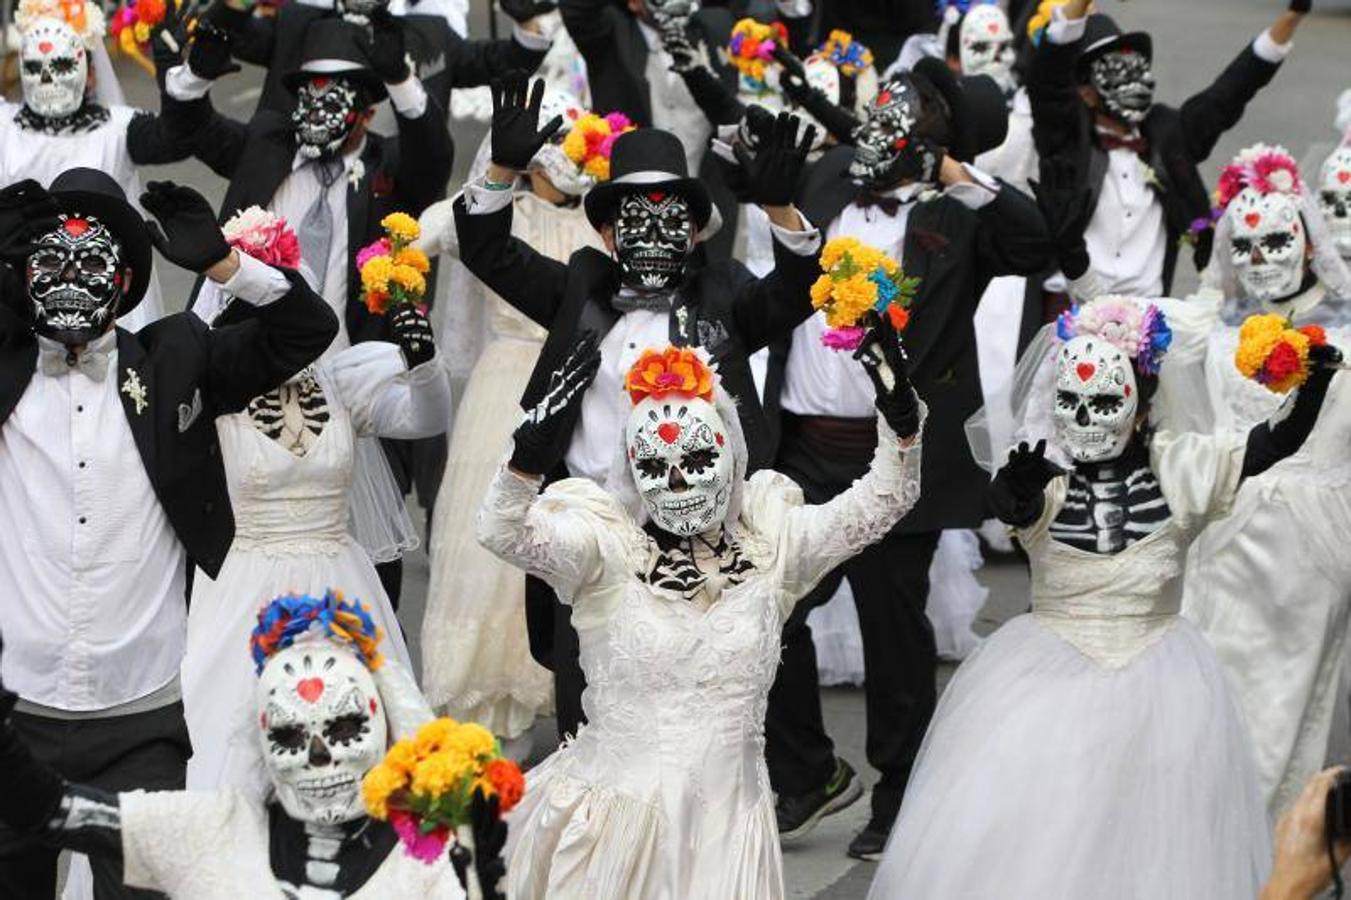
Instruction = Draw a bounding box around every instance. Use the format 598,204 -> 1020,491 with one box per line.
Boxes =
38,41 -> 53,54
296,677 -> 325,704
656,421 -> 682,444
1245,212 -> 1261,228
987,22 -> 999,33
647,191 -> 666,202
1076,362 -> 1096,382
63,218 -> 89,237
1339,171 -> 1351,184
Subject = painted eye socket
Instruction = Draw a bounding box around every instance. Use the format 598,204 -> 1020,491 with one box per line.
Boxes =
680,447 -> 718,475
1231,237 -> 1253,257
969,41 -> 990,52
1261,232 -> 1294,253
77,254 -> 114,275
269,724 -> 307,753
21,61 -> 42,75
49,58 -> 77,75
1089,394 -> 1124,416
635,457 -> 667,480
29,249 -> 69,274
323,713 -> 369,746
1056,390 -> 1079,409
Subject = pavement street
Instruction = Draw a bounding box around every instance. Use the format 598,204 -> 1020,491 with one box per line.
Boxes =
6,0 -> 1349,895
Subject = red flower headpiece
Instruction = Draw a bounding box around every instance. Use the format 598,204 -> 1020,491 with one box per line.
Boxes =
1215,143 -> 1304,211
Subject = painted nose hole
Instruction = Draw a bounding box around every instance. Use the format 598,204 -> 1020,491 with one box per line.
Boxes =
668,467 -> 689,491
308,735 -> 332,767
1076,404 -> 1091,427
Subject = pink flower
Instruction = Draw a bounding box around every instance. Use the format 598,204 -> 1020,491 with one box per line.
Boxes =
356,238 -> 392,270
389,810 -> 450,865
821,325 -> 866,352
222,206 -> 301,269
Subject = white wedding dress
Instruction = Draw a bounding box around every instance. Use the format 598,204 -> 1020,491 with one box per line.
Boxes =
869,431 -> 1270,900
478,420 -> 922,899
182,343 -> 450,794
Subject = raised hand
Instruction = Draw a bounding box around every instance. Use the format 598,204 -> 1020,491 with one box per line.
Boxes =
1309,342 -> 1344,370
773,46 -> 860,145
187,20 -> 242,81
854,313 -> 920,439
390,303 -> 435,368
1030,156 -> 1095,280
731,110 -> 816,208
498,0 -> 556,24
989,439 -> 1066,527
140,181 -> 232,274
509,331 -> 601,476
364,8 -> 410,83
661,24 -> 700,73
470,790 -> 508,900
0,180 -> 59,265
151,0 -> 192,78
490,75 -> 563,173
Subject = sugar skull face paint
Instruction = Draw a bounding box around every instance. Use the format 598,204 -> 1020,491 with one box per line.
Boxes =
613,191 -> 694,291
626,395 -> 733,536
20,18 -> 87,120
292,76 -> 362,160
849,79 -> 938,188
26,213 -> 125,346
1319,147 -> 1351,259
1088,50 -> 1154,125
1227,187 -> 1307,304
1054,335 -> 1138,464
959,5 -> 1015,91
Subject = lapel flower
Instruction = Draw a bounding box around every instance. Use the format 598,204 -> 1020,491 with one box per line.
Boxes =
347,158 -> 366,190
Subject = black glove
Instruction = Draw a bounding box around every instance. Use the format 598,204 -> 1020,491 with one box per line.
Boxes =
0,180 -> 59,265
510,331 -> 601,476
1310,342 -> 1344,370
1289,0 -> 1311,12
151,0 -> 192,81
364,9 -> 410,83
0,638 -> 66,835
731,110 -> 815,207
662,24 -> 699,73
854,313 -> 920,439
1030,156 -> 1095,280
470,790 -> 508,900
140,181 -> 232,273
498,0 -> 556,23
988,439 -> 1065,527
774,46 -> 860,145
490,74 -> 563,172
187,20 -> 241,81
390,303 -> 435,368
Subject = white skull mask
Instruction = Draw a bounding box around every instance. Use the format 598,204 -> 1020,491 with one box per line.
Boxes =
626,395 -> 733,537
959,6 -> 1015,91
1319,147 -> 1351,260
257,642 -> 387,825
1054,336 -> 1138,464
20,19 -> 88,120
1227,187 -> 1307,304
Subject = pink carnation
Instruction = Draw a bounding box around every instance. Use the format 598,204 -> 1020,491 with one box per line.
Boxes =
356,238 -> 392,270
1216,143 -> 1303,211
221,206 -> 301,269
389,810 -> 450,865
821,325 -> 866,352
1071,298 -> 1145,358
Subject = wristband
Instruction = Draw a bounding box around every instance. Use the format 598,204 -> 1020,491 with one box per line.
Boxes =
484,176 -> 515,191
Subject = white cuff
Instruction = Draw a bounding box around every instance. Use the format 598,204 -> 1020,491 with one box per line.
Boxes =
1253,29 -> 1293,64
219,253 -> 293,306
769,210 -> 822,255
385,74 -> 428,117
775,0 -> 812,19
460,180 -> 516,215
946,163 -> 999,211
513,22 -> 553,51
165,65 -> 213,101
1047,6 -> 1087,46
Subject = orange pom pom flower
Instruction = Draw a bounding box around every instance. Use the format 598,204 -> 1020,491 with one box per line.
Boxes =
624,347 -> 716,405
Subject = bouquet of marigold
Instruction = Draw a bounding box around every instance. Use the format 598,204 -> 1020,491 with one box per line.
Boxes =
222,206 -> 301,269
728,18 -> 788,86
818,29 -> 872,76
809,237 -> 919,351
561,111 -> 635,182
1235,313 -> 1328,394
362,717 -> 526,865
108,0 -> 174,76
358,212 -> 431,315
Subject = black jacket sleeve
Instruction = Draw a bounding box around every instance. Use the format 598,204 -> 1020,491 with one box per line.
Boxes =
392,100 -> 454,215
1176,40 -> 1283,164
452,196 -> 569,330
201,0 -> 278,67
678,65 -> 746,128
125,106 -> 200,167
444,29 -> 550,88
142,81 -> 250,180
1241,365 -> 1336,480
728,226 -> 822,353
973,182 -> 1055,278
1026,24 -> 1087,164
560,0 -> 616,60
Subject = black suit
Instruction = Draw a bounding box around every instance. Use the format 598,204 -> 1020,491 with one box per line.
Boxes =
1028,31 -> 1285,292
454,193 -> 821,737
764,146 -> 1052,825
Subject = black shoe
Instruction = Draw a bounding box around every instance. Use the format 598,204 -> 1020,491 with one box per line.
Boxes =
846,817 -> 892,861
776,758 -> 864,843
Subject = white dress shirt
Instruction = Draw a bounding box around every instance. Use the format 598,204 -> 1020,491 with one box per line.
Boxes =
637,20 -> 712,177
782,167 -> 999,418
0,256 -> 290,712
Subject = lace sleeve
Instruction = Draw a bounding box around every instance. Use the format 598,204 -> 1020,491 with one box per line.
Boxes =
475,465 -> 608,603
328,343 -> 454,439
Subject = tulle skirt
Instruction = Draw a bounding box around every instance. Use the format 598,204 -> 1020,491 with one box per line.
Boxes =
868,614 -> 1271,900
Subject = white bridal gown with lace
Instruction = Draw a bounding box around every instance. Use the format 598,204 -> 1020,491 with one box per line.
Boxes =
869,431 -> 1271,900
478,420 -> 922,899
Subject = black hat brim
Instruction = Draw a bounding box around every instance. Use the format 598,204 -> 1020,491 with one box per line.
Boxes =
913,58 -> 1009,163
282,66 -> 388,103
583,176 -> 718,241
48,187 -> 153,317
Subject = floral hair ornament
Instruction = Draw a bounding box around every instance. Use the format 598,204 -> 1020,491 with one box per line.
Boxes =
624,346 -> 717,405
222,206 -> 301,268
818,29 -> 873,77
1215,144 -> 1304,211
1055,296 -> 1173,377
1235,313 -> 1329,394
560,110 -> 636,182
358,212 -> 430,315
15,0 -> 105,45
727,18 -> 788,87
249,589 -> 385,674
362,716 -> 526,864
810,237 -> 919,351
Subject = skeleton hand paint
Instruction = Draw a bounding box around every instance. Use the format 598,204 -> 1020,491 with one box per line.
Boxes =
1227,187 -> 1308,304
26,214 -> 125,346
849,79 -> 942,189
1319,147 -> 1351,259
337,0 -> 389,22
510,331 -> 601,476
613,191 -> 694,291
1053,335 -> 1139,464
644,0 -> 698,30
20,18 -> 88,120
257,643 -> 388,826
627,395 -> 733,537
1088,50 -> 1155,126
292,76 -> 363,161
959,5 -> 1016,92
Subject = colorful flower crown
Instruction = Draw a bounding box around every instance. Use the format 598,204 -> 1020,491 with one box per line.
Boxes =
1055,297 -> 1172,377
810,237 -> 918,351
16,0 -> 106,44
250,590 -> 384,674
560,111 -> 635,182
625,346 -> 716,405
728,18 -> 788,85
1235,313 -> 1327,394
1215,144 -> 1304,211
817,30 -> 873,77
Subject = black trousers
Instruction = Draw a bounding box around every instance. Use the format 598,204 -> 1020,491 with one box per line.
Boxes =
764,414 -> 942,827
0,702 -> 191,899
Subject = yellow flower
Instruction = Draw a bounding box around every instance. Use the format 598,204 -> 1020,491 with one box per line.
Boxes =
809,274 -> 834,310
819,237 -> 861,272
410,750 -> 474,797
380,212 -> 420,243
390,264 -> 425,296
360,255 -> 394,294
583,155 -> 610,180
395,247 -> 430,274
824,273 -> 877,327
132,20 -> 150,42
1235,313 -> 1287,378
383,739 -> 420,775
561,125 -> 588,165
445,722 -> 497,761
361,761 -> 407,819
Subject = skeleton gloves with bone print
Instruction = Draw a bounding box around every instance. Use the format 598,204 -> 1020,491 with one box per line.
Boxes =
509,332 -> 602,476
854,313 -> 921,440
390,303 -> 435,369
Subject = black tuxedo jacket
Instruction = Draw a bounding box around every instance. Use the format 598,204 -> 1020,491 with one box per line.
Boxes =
453,195 -> 821,472
203,1 -> 546,116
783,146 -> 1053,532
1028,33 -> 1284,293
143,87 -> 451,343
0,270 -> 337,579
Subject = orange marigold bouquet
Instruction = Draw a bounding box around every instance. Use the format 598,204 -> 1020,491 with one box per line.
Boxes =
809,237 -> 919,351
357,212 -> 431,314
1234,313 -> 1328,394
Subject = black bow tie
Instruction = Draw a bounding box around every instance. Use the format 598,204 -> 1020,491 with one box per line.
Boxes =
854,190 -> 903,216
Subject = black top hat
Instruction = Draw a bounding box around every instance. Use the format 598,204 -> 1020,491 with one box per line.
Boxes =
47,167 -> 153,316
1075,14 -> 1152,81
912,57 -> 1009,163
282,18 -> 387,102
583,129 -> 721,241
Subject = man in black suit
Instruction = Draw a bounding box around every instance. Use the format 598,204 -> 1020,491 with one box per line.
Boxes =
0,171 -> 336,899
455,76 -> 821,739
763,60 -> 1052,859
1027,0 -> 1309,298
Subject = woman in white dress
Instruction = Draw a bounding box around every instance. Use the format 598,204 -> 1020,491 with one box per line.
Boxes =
418,93 -> 610,743
869,296 -> 1340,899
181,303 -> 452,794
477,329 -> 923,899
